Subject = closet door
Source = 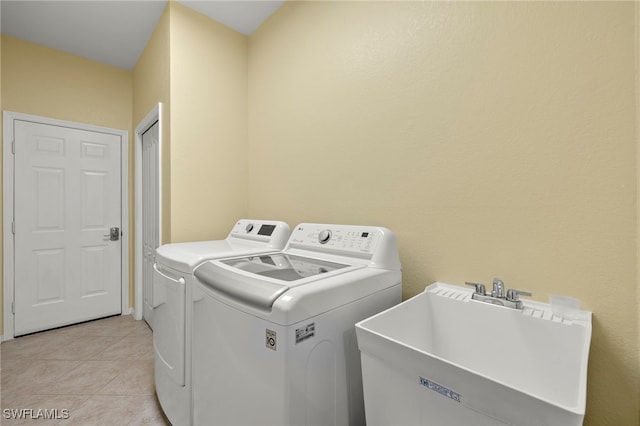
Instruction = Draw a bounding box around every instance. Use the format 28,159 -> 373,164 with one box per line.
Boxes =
141,120 -> 160,329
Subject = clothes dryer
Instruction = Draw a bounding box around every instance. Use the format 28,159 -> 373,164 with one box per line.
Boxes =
192,223 -> 401,426
153,219 -> 290,426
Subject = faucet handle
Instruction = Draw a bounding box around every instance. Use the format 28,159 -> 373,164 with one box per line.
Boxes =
464,282 -> 486,295
506,288 -> 532,302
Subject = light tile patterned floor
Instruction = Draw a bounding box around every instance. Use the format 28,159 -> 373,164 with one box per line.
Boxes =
0,315 -> 170,425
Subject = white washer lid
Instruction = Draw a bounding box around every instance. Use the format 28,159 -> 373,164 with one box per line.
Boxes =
195,261 -> 290,310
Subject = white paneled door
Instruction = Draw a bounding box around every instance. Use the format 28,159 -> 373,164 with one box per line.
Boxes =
141,120 -> 159,329
13,120 -> 122,336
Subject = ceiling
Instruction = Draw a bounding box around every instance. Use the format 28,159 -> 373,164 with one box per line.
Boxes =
0,0 -> 284,71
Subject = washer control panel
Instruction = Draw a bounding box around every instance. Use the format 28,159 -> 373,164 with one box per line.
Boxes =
318,229 -> 332,244
289,224 -> 381,255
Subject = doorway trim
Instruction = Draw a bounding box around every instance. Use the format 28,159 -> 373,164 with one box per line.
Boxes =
133,103 -> 163,320
2,111 -> 130,341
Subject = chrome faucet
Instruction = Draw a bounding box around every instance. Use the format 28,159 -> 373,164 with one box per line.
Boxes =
465,278 -> 531,309
491,278 -> 505,298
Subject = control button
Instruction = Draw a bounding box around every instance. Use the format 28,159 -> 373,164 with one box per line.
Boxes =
318,229 -> 332,244
245,224 -> 254,233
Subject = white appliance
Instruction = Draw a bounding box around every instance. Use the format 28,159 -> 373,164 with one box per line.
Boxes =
191,223 -> 402,426
153,219 -> 290,426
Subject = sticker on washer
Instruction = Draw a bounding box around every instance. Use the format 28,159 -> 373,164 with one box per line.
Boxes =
295,323 -> 315,344
266,329 -> 277,351
419,376 -> 461,403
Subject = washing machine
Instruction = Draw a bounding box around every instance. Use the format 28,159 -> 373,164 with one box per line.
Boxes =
153,219 -> 290,426
191,223 -> 402,426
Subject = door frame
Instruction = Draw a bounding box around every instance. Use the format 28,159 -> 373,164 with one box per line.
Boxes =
133,103 -> 163,321
2,111 -> 130,341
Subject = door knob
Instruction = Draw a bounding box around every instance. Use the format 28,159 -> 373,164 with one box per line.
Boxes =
104,227 -> 120,241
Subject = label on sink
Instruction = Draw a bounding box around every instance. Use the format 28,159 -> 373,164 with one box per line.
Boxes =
419,376 -> 461,403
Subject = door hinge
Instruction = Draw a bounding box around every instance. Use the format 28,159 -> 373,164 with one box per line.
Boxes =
12,301 -> 15,315
12,220 -> 15,235
11,139 -> 15,155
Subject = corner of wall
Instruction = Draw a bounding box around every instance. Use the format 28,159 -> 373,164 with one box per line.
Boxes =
132,1 -> 172,245
167,1 -> 248,241
635,1 -> 640,412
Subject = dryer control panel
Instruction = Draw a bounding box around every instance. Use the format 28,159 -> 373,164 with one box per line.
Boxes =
227,219 -> 290,248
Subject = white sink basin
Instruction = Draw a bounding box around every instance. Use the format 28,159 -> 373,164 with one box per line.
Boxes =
356,282 -> 592,426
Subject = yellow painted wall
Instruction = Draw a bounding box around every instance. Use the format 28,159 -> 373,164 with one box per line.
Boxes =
133,3 -> 172,249
2,36 -> 131,129
637,3 -> 640,410
247,2 -> 638,425
1,35 -> 133,330
168,2 -> 248,242
132,1 -> 249,307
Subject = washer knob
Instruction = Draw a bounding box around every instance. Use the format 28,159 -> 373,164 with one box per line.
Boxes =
318,229 -> 332,244
245,224 -> 254,233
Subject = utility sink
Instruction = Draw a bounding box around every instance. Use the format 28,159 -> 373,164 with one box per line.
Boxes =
355,282 -> 592,426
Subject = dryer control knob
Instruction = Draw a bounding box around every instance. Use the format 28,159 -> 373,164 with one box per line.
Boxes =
318,229 -> 332,244
245,224 -> 254,233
